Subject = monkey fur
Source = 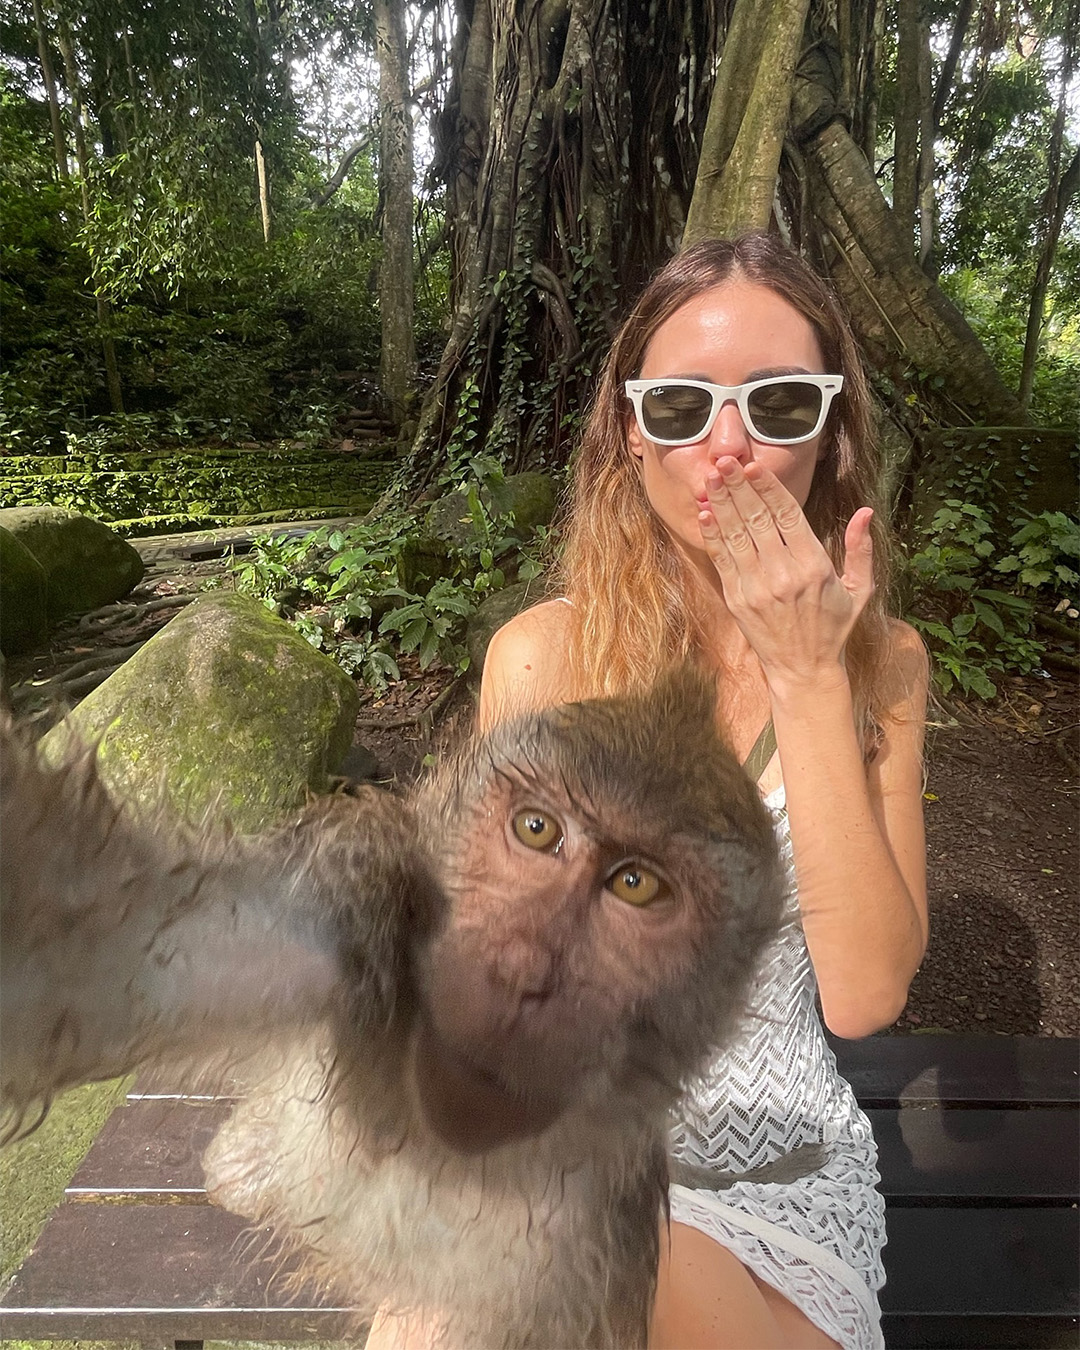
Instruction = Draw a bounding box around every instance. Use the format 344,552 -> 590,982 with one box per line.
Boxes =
1,668 -> 807,1348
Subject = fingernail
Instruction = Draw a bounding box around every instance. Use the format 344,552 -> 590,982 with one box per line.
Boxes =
706,472 -> 723,492
718,458 -> 740,477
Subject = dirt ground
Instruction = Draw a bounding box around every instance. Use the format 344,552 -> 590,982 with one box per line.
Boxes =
8,558 -> 1078,1040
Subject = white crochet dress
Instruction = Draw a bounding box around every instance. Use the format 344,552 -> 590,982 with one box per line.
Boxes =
669,785 -> 887,1350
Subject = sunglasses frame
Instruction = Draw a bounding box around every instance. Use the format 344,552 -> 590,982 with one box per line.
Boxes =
624,374 -> 844,447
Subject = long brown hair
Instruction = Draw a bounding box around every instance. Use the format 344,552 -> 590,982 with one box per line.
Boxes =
556,233 -> 896,742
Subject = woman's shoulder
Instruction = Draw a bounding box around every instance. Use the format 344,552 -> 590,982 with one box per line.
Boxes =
479,597 -> 575,726
871,618 -> 930,737
881,618 -> 930,698
490,596 -> 574,649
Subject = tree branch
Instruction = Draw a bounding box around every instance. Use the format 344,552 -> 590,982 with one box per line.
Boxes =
310,132 -> 376,208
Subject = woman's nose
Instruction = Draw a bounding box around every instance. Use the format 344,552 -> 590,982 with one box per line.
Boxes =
707,401 -> 753,464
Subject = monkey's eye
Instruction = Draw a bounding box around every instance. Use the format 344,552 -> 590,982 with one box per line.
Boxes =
512,809 -> 563,852
608,865 -> 665,906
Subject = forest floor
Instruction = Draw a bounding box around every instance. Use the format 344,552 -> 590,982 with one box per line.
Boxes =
8,546 -> 1079,1040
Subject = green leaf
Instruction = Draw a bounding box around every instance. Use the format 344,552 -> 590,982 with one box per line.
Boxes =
972,599 -> 1005,637
952,612 -> 977,636
419,627 -> 440,669
398,616 -> 429,654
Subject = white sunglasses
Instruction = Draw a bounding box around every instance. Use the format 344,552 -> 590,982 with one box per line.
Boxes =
624,375 -> 844,446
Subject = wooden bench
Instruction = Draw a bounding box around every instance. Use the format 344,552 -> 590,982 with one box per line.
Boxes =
2,1035 -> 1077,1348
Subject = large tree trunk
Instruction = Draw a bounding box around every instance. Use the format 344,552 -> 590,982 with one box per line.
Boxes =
400,0 -> 1028,496
790,62 -> 1023,426
683,0 -> 811,243
374,0 -> 416,418
892,0 -> 920,254
394,0 -> 717,491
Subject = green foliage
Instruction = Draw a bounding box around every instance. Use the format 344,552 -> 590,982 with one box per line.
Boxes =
0,445 -> 389,530
905,500 -> 1078,698
233,459 -> 548,691
996,511 -> 1080,592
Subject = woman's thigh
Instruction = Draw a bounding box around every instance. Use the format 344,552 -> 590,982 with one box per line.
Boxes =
364,1220 -> 844,1350
650,1219 -> 842,1350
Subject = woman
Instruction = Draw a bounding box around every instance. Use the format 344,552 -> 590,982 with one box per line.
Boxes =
477,234 -> 930,1350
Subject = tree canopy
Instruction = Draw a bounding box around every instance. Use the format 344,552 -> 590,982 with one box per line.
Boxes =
1,0 -> 1077,461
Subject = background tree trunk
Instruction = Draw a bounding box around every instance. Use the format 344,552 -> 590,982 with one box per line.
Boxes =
374,0 -> 416,418
254,135 -> 272,242
1018,26 -> 1078,417
57,14 -> 124,416
32,0 -> 68,180
683,0 -> 811,243
892,0 -> 920,254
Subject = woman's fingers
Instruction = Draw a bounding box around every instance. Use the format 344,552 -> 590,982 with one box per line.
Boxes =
842,507 -> 875,602
703,468 -> 767,565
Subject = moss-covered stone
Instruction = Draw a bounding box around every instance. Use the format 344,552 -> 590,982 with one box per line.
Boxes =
0,525 -> 48,656
491,471 -> 557,535
0,506 -> 144,622
42,592 -> 360,832
423,472 -> 557,551
914,426 -> 1079,529
465,580 -> 546,677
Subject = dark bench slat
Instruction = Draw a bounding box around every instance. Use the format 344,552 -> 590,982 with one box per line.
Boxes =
880,1206 -> 1079,1317
830,1034 -> 1080,1108
0,1201 -> 360,1341
883,1312 -> 1080,1350
72,1100 -> 1080,1210
65,1100 -> 229,1203
870,1107 -> 1080,1204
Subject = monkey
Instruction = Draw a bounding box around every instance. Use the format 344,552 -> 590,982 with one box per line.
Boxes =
1,667 -> 820,1348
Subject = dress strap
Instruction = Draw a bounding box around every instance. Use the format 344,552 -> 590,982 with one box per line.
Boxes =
741,719 -> 776,783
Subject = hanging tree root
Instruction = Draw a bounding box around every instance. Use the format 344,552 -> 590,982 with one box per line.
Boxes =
78,593 -> 195,635
11,641 -> 150,711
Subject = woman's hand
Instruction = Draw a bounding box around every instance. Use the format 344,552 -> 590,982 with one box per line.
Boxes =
698,458 -> 874,689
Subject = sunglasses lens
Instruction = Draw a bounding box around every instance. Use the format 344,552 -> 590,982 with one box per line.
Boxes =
746,382 -> 823,441
640,385 -> 715,442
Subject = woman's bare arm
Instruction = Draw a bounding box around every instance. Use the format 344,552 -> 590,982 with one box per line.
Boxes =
768,621 -> 929,1039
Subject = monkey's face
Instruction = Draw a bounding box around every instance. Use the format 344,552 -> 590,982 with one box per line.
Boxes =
411,670 -> 785,1155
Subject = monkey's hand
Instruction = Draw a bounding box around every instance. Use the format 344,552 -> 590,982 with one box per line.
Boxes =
0,720 -> 435,1127
669,1141 -> 829,1191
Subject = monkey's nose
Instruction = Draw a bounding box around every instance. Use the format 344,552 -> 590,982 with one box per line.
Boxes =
493,941 -> 559,1006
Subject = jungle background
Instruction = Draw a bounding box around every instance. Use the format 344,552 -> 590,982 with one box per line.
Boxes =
1,0 -> 1079,1321
1,0 -> 1078,693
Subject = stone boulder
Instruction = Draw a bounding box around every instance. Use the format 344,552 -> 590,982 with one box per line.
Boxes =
913,427 -> 1079,531
424,472 -> 557,551
43,591 -> 360,831
0,506 -> 144,623
465,580 -> 547,678
0,526 -> 48,656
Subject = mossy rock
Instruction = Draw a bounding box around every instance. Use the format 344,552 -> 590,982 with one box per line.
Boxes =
423,472 -> 557,550
489,472 -> 557,535
465,580 -> 546,677
0,506 -> 144,623
0,525 -> 48,656
42,591 -> 360,832
914,427 -> 1079,529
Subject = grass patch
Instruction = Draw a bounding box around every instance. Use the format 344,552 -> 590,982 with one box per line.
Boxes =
1,1078 -> 130,1284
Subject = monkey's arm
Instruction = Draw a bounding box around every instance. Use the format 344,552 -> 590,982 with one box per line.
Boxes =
0,723 -> 429,1121
669,1142 -> 829,1191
